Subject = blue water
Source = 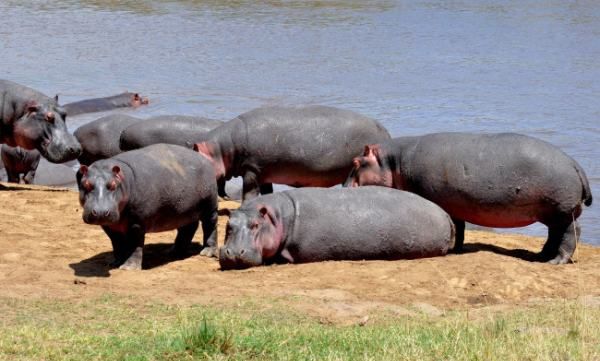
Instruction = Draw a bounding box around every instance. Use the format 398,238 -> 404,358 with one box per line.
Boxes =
0,1 -> 598,244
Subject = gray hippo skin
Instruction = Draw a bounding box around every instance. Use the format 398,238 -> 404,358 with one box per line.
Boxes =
77,144 -> 219,270
219,187 -> 455,270
74,114 -> 143,165
120,115 -> 226,197
1,145 -> 41,184
193,105 -> 391,201
344,132 -> 593,265
62,92 -> 149,117
0,80 -> 81,163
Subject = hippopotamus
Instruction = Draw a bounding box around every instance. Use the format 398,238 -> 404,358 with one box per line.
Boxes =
193,105 -> 391,201
0,79 -> 81,163
344,132 -> 593,265
77,144 -> 218,270
119,115 -> 226,197
62,92 -> 149,117
219,187 -> 455,269
119,115 -> 222,151
74,114 -> 143,165
33,159 -> 78,187
0,145 -> 41,184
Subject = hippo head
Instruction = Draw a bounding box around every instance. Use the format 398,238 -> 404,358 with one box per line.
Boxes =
13,98 -> 82,163
219,205 -> 284,270
344,144 -> 393,188
130,93 -> 149,108
77,163 -> 128,225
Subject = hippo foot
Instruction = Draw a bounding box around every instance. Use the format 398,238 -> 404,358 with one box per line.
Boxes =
118,247 -> 143,270
200,246 -> 217,258
547,254 -> 573,265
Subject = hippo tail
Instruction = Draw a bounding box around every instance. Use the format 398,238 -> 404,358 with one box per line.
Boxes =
574,161 -> 593,207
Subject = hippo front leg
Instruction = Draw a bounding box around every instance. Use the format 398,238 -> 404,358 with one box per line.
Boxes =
451,219 -> 465,253
199,207 -> 218,258
540,221 -> 579,265
242,169 -> 261,201
217,178 -> 229,200
119,224 -> 145,270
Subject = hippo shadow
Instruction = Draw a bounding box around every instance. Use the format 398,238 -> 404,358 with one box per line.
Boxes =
69,242 -> 203,277
461,242 -> 540,262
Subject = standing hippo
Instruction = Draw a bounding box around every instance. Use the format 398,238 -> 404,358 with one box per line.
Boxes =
219,187 -> 455,269
119,115 -> 222,151
74,114 -> 143,165
0,79 -> 81,163
344,132 -> 593,265
62,92 -> 149,117
193,105 -> 391,201
1,145 -> 41,184
77,144 -> 218,270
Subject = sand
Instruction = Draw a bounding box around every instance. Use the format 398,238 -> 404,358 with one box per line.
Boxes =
0,183 -> 598,323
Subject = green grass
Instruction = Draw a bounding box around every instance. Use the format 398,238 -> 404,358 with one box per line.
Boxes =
0,295 -> 598,361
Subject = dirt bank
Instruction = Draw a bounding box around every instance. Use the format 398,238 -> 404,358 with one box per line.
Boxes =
0,183 -> 598,323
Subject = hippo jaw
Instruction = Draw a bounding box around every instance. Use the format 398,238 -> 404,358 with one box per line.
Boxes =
14,103 -> 81,163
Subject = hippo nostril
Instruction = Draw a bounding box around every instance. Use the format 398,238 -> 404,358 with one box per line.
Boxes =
240,249 -> 246,256
104,210 -> 111,217
225,248 -> 232,257
91,209 -> 98,217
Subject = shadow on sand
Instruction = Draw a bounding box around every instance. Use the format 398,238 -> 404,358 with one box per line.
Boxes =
461,242 -> 541,262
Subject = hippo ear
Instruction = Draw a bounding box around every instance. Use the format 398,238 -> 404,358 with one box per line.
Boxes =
54,94 -> 59,104
258,205 -> 277,226
352,158 -> 361,169
112,165 -> 124,182
78,165 -> 88,176
25,100 -> 40,113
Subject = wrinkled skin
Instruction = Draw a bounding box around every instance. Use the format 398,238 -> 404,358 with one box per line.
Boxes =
62,92 -> 149,117
344,132 -> 593,265
194,105 -> 391,202
1,145 -> 41,184
219,187 -> 455,270
77,144 -> 218,270
74,114 -> 143,165
0,80 -> 81,163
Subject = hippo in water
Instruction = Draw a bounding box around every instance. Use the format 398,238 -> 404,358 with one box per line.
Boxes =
77,144 -> 218,270
194,105 -> 391,201
344,132 -> 593,265
219,187 -> 455,270
62,92 -> 149,117
0,79 -> 81,163
1,145 -> 41,184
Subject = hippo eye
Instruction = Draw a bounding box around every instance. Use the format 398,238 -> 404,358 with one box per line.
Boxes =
250,222 -> 259,230
82,179 -> 94,192
107,180 -> 118,191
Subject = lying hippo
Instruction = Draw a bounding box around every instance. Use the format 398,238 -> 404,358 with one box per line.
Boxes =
77,144 -> 218,270
0,145 -> 41,184
344,132 -> 593,265
0,79 -> 81,163
219,187 -> 455,269
194,105 -> 391,201
74,114 -> 143,165
62,92 -> 149,117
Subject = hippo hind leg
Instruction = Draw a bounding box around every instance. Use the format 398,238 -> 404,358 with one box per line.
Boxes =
451,219 -> 465,253
170,221 -> 199,258
540,220 -> 579,265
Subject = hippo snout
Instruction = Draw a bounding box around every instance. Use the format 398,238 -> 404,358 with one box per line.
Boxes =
82,206 -> 119,225
219,246 -> 261,270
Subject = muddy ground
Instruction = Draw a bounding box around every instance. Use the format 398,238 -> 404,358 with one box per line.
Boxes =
0,183 -> 598,324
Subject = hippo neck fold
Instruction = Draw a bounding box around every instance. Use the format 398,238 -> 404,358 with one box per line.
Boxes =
275,191 -> 299,263
208,120 -> 241,180
388,137 -> 419,190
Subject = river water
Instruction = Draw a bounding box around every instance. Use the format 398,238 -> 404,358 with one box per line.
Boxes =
1,1 -> 598,244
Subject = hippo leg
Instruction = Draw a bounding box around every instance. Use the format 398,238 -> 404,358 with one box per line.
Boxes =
119,224 -> 145,270
103,226 -> 134,267
242,169 -> 261,201
5,170 -> 20,184
540,221 -> 579,265
199,208 -> 218,258
451,219 -> 465,253
170,221 -> 199,258
260,183 -> 273,195
217,178 -> 230,200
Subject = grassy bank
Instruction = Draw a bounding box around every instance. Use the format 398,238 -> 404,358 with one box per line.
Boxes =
0,296 -> 598,361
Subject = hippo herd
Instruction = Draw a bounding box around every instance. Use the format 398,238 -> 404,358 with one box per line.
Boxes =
0,79 -> 593,271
